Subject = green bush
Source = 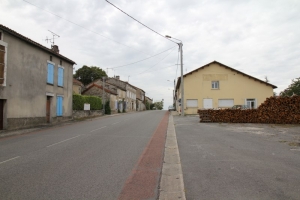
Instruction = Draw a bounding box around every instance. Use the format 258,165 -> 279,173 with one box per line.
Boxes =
73,94 -> 102,110
105,101 -> 111,115
85,96 -> 102,110
73,94 -> 85,110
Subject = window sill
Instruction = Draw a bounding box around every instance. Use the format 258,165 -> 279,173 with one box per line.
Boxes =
47,83 -> 54,86
57,85 -> 64,88
211,88 -> 219,90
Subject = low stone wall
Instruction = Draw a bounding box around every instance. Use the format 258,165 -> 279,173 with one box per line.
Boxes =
7,117 -> 46,130
72,110 -> 103,119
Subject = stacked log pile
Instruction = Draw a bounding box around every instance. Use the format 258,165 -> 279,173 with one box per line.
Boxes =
198,96 -> 300,124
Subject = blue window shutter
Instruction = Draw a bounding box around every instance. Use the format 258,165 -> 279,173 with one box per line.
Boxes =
56,96 -> 63,116
58,68 -> 64,86
56,96 -> 60,116
61,68 -> 64,86
60,97 -> 63,116
47,63 -> 54,84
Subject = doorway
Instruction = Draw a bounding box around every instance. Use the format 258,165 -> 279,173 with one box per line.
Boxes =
203,98 -> 213,109
46,96 -> 51,123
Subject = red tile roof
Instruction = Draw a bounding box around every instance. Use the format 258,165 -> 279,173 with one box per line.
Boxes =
82,83 -> 117,95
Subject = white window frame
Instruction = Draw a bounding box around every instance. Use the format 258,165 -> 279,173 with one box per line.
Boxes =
0,40 -> 8,87
212,81 -> 219,89
245,98 -> 256,109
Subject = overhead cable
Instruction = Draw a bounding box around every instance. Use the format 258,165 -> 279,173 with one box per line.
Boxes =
106,0 -> 177,45
108,46 -> 176,69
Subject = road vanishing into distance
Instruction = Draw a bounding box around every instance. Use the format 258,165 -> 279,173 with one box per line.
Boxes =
1,111 -> 300,200
0,111 -> 168,200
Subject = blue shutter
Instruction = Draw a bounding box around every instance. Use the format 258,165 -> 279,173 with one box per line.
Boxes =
47,63 -> 54,84
56,96 -> 60,116
56,96 -> 63,116
60,97 -> 63,116
58,67 -> 64,87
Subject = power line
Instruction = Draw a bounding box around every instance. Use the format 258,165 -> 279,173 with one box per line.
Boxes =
23,0 -> 149,54
108,46 -> 176,69
135,47 -> 176,76
106,0 -> 177,45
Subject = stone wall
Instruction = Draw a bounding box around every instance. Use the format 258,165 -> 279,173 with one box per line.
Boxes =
73,110 -> 103,119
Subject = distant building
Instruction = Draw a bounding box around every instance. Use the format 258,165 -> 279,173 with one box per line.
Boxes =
73,78 -> 84,94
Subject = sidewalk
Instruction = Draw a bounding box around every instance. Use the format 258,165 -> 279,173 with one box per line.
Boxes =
0,111 -> 137,139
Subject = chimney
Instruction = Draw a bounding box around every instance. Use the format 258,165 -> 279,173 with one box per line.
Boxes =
51,45 -> 59,54
116,76 -> 120,80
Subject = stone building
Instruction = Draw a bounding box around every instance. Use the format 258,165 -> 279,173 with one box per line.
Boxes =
0,24 -> 75,130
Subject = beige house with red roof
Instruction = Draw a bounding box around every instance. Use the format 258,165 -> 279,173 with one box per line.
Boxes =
0,24 -> 75,130
175,61 -> 277,114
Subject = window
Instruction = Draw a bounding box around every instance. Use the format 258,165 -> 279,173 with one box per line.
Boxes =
56,96 -> 63,116
246,99 -> 256,109
0,44 -> 5,85
47,61 -> 54,84
50,56 -> 52,61
187,99 -> 198,107
0,32 -> 2,40
218,99 -> 234,107
212,81 -> 219,89
57,66 -> 64,87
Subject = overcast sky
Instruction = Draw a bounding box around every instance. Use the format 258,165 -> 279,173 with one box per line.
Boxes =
1,0 -> 299,109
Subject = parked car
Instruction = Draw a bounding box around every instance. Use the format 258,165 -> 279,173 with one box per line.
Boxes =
168,106 -> 175,111
231,105 -> 249,110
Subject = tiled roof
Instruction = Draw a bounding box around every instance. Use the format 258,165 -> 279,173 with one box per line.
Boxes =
82,83 -> 118,95
176,61 -> 277,90
0,24 -> 76,64
73,78 -> 83,86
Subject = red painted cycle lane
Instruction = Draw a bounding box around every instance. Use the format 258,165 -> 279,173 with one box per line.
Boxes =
118,112 -> 169,200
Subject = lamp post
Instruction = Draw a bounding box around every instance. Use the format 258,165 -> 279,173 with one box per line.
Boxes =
166,35 -> 184,116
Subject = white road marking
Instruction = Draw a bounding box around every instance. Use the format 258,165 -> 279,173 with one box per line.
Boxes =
47,135 -> 81,147
90,126 -> 107,133
112,122 -> 120,125
0,156 -> 20,165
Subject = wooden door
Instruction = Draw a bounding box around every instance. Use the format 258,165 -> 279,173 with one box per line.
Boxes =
0,100 -> 3,130
46,97 -> 51,123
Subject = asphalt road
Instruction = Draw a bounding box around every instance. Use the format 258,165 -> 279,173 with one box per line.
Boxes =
175,116 -> 300,200
0,111 -> 166,200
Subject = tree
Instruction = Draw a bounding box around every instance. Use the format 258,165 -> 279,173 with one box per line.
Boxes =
280,77 -> 300,97
153,101 -> 163,110
73,65 -> 107,85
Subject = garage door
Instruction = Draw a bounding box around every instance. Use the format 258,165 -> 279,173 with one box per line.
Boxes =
203,99 -> 213,109
186,99 -> 198,107
218,99 -> 234,107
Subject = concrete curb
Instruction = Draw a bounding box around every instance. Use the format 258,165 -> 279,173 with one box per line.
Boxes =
159,114 -> 186,200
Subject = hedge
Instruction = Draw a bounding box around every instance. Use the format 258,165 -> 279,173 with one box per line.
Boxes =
73,94 -> 102,110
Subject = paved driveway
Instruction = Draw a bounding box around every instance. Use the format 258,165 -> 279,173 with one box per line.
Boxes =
174,116 -> 300,200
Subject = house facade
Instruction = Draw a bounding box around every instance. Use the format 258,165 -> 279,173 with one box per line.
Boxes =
73,78 -> 84,94
126,83 -> 137,111
0,24 -> 75,130
175,61 -> 277,114
82,83 -> 118,113
134,86 -> 146,111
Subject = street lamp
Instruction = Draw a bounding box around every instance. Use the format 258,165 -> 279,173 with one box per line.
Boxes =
166,35 -> 184,116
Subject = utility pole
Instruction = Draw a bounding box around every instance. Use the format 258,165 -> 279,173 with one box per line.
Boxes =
179,43 -> 184,116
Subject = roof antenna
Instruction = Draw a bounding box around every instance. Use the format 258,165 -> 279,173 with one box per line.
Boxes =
45,30 -> 60,48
